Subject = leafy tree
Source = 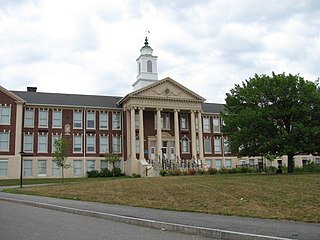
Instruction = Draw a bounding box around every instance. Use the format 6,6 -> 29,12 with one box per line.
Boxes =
104,153 -> 120,179
223,72 -> 320,173
53,137 -> 70,182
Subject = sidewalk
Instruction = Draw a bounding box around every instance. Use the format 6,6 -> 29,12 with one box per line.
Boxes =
0,187 -> 319,240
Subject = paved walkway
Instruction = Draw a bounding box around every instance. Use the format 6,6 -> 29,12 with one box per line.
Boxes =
0,186 -> 319,240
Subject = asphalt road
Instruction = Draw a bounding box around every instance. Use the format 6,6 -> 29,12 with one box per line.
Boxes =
0,200 -> 214,240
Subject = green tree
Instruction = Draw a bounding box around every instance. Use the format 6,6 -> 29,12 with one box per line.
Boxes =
104,153 -> 120,179
223,72 -> 320,173
53,137 -> 70,182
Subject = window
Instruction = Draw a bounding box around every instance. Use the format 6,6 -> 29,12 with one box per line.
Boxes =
87,112 -> 95,129
112,135 -> 121,153
135,112 -> 139,129
24,109 -> 34,127
38,160 -> 47,176
24,160 -> 32,177
73,111 -> 82,129
52,135 -> 61,153
203,117 -> 210,133
147,60 -> 152,72
0,132 -> 9,151
215,159 -> 222,169
196,137 -> 199,154
204,138 -> 212,154
181,137 -> 189,153
225,159 -> 232,168
112,112 -> 121,130
135,137 -> 140,154
86,135 -> 96,153
87,160 -> 96,172
0,106 -> 10,124
180,113 -> 188,130
101,160 -> 108,170
52,160 -> 60,176
73,160 -> 82,176
38,134 -> 48,153
0,160 -> 8,176
213,118 -> 220,133
73,135 -> 82,153
23,134 -> 33,153
99,135 -> 109,153
315,158 -> 320,165
239,159 -> 246,166
249,159 -> 255,166
223,138 -> 230,153
99,112 -> 108,129
195,117 -> 199,132
205,159 -> 212,167
214,137 -> 221,154
38,110 -> 48,128
155,112 -> 170,129
53,110 -> 62,128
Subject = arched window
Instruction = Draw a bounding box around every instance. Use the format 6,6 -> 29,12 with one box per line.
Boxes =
147,60 -> 152,72
181,136 -> 190,153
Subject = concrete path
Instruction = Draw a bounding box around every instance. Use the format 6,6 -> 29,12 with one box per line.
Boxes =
0,187 -> 319,240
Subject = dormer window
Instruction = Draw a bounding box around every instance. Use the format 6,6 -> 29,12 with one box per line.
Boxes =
147,60 -> 152,72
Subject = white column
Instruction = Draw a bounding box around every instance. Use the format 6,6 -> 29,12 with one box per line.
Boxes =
139,107 -> 144,160
130,107 -> 136,160
197,111 -> 204,161
156,108 -> 162,162
126,109 -> 131,160
190,110 -> 197,158
174,109 -> 180,160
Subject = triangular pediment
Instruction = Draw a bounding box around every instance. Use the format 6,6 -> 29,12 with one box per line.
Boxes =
119,77 -> 205,105
0,85 -> 25,103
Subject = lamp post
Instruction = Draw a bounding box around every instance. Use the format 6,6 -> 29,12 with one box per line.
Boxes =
19,151 -> 25,188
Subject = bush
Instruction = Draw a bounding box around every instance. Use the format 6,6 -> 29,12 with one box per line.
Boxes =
197,169 -> 206,175
267,166 -> 277,173
132,173 -> 141,178
219,168 -> 229,174
207,167 -> 217,175
228,168 -> 240,174
168,169 -> 182,176
112,167 -> 122,177
159,169 -> 168,176
295,162 -> 320,173
87,170 -> 100,178
100,168 -> 112,177
186,169 -> 197,175
240,167 -> 249,173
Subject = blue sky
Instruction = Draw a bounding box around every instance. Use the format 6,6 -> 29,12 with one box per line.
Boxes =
0,0 -> 319,103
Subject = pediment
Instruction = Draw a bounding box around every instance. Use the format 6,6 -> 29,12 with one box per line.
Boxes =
120,77 -> 205,104
0,85 -> 25,103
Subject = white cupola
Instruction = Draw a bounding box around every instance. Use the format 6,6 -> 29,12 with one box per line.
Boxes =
132,37 -> 158,91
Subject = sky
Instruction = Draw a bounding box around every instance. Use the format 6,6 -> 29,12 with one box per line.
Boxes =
0,0 -> 319,103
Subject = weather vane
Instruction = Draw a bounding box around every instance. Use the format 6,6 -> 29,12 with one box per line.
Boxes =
145,30 -> 150,36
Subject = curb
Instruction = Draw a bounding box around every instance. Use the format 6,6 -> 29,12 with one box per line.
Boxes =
0,196 -> 293,240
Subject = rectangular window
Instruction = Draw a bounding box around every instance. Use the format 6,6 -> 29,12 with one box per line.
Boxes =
73,160 -> 82,176
87,112 -> 95,129
215,159 -> 222,169
99,112 -> 108,129
86,135 -> 96,153
24,109 -> 34,127
135,138 -> 140,154
38,134 -> 48,153
0,132 -> 9,151
38,110 -> 48,128
38,160 -> 47,176
205,159 -> 212,167
101,160 -> 108,170
225,159 -> 232,168
180,113 -> 188,130
223,138 -> 230,153
24,159 -> 33,177
99,135 -> 109,153
87,160 -> 96,172
0,160 -> 8,176
73,111 -> 83,129
249,159 -> 255,166
214,137 -> 221,154
213,118 -> 220,133
203,117 -> 211,133
112,136 -> 121,153
0,106 -> 10,125
73,135 -> 82,153
181,138 -> 189,153
196,137 -> 199,154
204,138 -> 212,154
23,134 -> 33,153
315,158 -> 320,165
195,117 -> 199,132
52,160 -> 60,176
112,112 -> 121,130
52,135 -> 61,153
135,112 -> 139,129
155,112 -> 170,129
53,110 -> 62,128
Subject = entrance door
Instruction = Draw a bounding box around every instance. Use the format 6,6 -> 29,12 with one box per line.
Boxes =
162,141 -> 167,159
150,147 -> 156,160
170,146 -> 175,160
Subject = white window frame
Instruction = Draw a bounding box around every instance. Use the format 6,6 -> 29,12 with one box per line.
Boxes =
225,159 -> 232,168
73,135 -> 82,153
181,137 -> 190,153
112,135 -> 121,153
135,112 -> 139,129
87,111 -> 96,129
86,135 -> 96,153
99,135 -> 109,154
73,111 -> 83,129
0,159 -> 8,177
51,134 -> 61,153
215,159 -> 222,169
24,109 -> 34,127
203,117 -> 211,133
99,112 -> 108,130
112,112 -> 121,130
38,160 -> 47,176
23,159 -> 33,177
87,160 -> 96,172
213,118 -> 220,133
154,112 -> 170,129
223,138 -> 230,153
0,106 -> 11,125
38,134 -> 48,153
23,134 -> 34,153
180,113 -> 188,130
73,160 -> 83,176
214,137 -> 221,154
38,109 -> 48,128
53,110 -> 62,128
52,160 -> 60,176
100,160 -> 108,170
204,138 -> 212,154
0,132 -> 9,152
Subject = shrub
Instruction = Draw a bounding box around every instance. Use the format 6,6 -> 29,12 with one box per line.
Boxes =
267,166 -> 277,173
168,169 -> 182,176
219,168 -> 229,174
113,167 -> 122,177
207,167 -> 217,175
197,169 -> 206,175
100,168 -> 112,177
87,170 -> 100,178
240,167 -> 249,173
186,169 -> 197,175
159,169 -> 168,176
228,168 -> 240,174
132,173 -> 141,178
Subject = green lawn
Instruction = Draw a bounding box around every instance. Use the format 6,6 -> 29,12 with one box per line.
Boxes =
3,174 -> 320,223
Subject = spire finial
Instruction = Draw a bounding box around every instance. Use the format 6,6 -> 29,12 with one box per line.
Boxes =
144,36 -> 149,46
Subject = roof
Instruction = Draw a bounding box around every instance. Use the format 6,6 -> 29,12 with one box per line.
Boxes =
202,102 -> 225,114
12,91 -> 122,109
